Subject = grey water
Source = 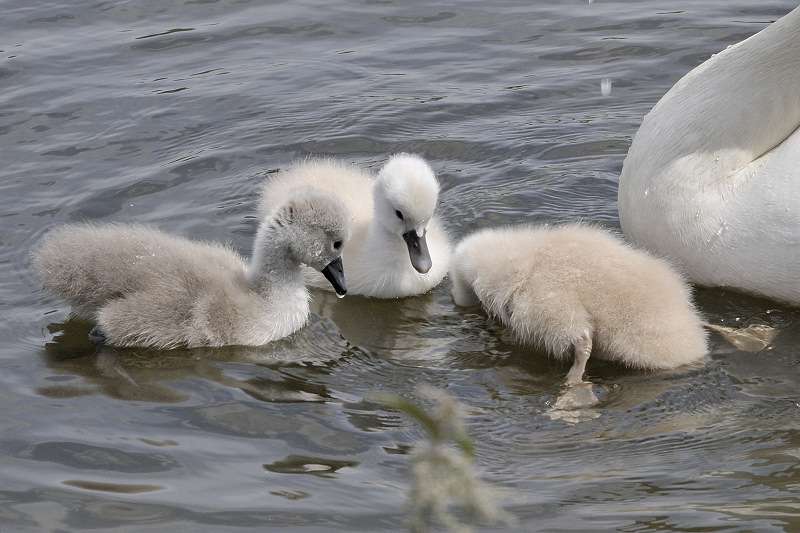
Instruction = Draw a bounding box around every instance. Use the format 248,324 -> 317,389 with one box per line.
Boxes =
3,0 -> 800,531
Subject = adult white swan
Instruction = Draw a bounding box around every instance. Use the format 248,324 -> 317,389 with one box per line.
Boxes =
618,6 -> 800,305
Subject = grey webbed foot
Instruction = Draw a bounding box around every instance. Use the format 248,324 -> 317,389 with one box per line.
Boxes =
89,325 -> 107,346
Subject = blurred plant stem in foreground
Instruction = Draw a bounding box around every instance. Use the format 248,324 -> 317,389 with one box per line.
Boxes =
374,385 -> 514,533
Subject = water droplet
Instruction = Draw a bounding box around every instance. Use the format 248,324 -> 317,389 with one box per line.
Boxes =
600,77 -> 611,96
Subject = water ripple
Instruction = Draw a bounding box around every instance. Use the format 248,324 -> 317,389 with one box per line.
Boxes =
3,0 -> 800,531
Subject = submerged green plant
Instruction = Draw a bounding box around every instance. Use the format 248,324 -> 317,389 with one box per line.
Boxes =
374,385 -> 513,533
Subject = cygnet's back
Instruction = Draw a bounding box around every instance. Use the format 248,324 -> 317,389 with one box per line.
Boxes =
33,224 -> 237,314
32,188 -> 351,349
258,154 -> 450,298
260,159 -> 374,220
451,224 -> 707,383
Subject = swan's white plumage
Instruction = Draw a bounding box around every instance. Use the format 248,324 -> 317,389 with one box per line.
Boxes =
258,154 -> 450,298
451,224 -> 707,383
32,188 -> 351,349
618,6 -> 800,305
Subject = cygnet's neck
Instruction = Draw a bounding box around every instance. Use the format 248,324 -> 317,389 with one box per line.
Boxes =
369,184 -> 402,245
247,219 -> 304,294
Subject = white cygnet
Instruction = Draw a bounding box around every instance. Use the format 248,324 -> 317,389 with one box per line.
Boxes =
451,223 -> 708,384
32,188 -> 351,349
258,154 -> 451,298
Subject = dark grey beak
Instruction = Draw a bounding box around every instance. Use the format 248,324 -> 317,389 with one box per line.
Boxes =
321,256 -> 347,296
402,230 -> 432,274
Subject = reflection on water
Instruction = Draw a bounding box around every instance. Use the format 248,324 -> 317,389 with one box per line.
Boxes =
264,454 -> 360,478
3,0 -> 800,531
312,290 -> 456,358
39,313 -> 355,403
62,479 -> 164,494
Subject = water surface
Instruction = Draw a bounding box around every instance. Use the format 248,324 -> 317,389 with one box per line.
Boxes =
2,1 -> 799,531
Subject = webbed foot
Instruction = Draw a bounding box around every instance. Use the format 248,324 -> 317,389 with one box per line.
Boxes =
89,325 -> 107,346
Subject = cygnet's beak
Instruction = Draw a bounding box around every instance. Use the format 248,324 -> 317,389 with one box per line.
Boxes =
321,256 -> 347,297
402,230 -> 432,274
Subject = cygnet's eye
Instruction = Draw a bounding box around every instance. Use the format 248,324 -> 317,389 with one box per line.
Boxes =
395,210 -> 404,221
333,240 -> 342,250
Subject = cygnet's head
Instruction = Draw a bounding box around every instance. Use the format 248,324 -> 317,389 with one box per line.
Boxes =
373,154 -> 440,274
272,188 -> 352,295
